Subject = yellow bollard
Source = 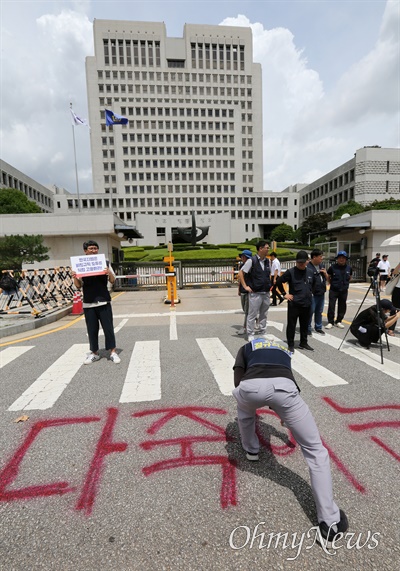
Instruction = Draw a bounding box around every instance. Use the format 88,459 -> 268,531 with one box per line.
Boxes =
163,242 -> 180,305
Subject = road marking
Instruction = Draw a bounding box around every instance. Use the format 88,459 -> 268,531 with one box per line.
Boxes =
8,344 -> 87,411
119,341 -> 161,403
265,333 -> 348,387
313,332 -> 400,379
169,311 -> 178,340
99,318 -> 128,337
0,346 -> 34,369
196,338 -> 234,396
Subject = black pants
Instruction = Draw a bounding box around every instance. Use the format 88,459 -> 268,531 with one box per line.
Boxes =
327,289 -> 348,324
84,303 -> 116,353
286,303 -> 310,346
351,324 -> 380,347
271,280 -> 284,304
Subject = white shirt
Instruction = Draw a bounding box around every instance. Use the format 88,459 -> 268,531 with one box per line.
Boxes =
377,260 -> 390,275
271,258 -> 281,276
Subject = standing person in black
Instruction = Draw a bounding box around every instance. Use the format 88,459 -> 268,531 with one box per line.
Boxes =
276,250 -> 315,352
72,240 -> 120,365
307,249 -> 328,336
326,251 -> 352,329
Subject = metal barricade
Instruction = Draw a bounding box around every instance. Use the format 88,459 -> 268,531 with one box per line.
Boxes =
0,267 -> 75,317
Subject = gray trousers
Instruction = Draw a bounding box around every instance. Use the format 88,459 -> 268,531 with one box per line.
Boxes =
232,377 -> 340,525
246,292 -> 270,335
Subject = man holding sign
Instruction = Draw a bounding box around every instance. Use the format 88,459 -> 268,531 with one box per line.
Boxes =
71,240 -> 120,364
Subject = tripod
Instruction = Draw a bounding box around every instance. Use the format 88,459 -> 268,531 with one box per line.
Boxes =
338,274 -> 389,364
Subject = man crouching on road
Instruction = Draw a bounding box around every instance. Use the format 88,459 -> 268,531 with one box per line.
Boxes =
232,337 -> 348,548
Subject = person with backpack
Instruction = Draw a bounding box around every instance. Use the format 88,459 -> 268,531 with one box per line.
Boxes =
72,240 -> 120,365
238,240 -> 271,341
276,250 -> 315,352
0,272 -> 19,294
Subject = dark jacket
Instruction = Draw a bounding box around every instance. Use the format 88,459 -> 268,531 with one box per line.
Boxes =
328,263 -> 352,292
246,255 -> 271,293
308,263 -> 327,295
277,266 -> 314,307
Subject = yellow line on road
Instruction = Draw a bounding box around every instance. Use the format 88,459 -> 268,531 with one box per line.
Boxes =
0,292 -> 126,347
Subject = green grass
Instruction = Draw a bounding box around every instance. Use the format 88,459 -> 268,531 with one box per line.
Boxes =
122,244 -> 295,262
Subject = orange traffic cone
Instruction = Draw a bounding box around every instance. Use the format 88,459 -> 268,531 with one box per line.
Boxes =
72,291 -> 83,315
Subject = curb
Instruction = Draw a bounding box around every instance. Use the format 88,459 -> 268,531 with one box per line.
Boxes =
0,306 -> 73,339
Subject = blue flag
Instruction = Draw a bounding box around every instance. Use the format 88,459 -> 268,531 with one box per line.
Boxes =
105,109 -> 128,126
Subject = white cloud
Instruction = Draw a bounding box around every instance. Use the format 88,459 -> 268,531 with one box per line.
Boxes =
0,9 -> 93,191
220,3 -> 399,190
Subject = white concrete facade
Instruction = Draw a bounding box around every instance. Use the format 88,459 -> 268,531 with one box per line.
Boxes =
299,147 -> 400,225
0,212 -> 127,268
0,159 -> 54,213
326,210 -> 400,262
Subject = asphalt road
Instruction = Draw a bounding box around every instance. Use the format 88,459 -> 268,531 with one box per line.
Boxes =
0,285 -> 399,571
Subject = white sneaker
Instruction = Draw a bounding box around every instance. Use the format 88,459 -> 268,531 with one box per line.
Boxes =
336,322 -> 345,329
110,351 -> 121,364
84,353 -> 100,365
325,323 -> 333,329
248,335 -> 255,342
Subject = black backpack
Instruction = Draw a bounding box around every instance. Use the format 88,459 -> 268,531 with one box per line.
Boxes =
0,273 -> 18,292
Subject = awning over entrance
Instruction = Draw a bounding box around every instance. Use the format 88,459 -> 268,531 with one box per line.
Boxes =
114,224 -> 143,240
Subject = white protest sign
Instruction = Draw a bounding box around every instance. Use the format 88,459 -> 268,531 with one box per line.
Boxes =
70,254 -> 107,277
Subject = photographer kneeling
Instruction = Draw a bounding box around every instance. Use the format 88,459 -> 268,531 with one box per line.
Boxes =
350,299 -> 400,348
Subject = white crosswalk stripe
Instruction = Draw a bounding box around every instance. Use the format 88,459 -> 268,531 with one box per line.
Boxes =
119,340 -> 161,403
308,331 -> 400,380
3,326 -> 399,411
8,344 -> 87,411
197,338 -> 234,396
0,346 -> 33,369
98,318 -> 128,336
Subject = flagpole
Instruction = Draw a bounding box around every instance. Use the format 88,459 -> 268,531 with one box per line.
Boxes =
70,102 -> 81,212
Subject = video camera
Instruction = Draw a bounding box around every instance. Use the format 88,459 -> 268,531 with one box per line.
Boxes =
367,266 -> 384,278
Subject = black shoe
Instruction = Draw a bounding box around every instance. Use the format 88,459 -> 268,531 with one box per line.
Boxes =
307,331 -> 312,336
315,329 -> 325,335
278,298 -> 285,305
318,509 -> 349,549
270,303 -> 277,306
298,343 -> 314,351
288,345 -> 294,353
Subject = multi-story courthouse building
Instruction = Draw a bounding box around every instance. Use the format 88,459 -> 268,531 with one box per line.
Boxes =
54,19 -> 299,244
299,146 -> 400,225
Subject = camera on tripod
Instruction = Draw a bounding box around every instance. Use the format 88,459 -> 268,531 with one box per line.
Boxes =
367,266 -> 384,278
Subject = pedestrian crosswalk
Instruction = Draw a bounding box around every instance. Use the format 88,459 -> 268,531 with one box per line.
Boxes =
1,324 -> 399,412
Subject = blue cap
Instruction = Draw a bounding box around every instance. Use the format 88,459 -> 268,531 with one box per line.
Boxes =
337,251 -> 348,258
241,249 -> 253,258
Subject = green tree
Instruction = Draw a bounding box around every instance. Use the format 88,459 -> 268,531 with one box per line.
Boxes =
0,235 -> 49,270
333,200 -> 365,220
0,188 -> 42,214
298,213 -> 332,245
270,223 -> 295,242
365,198 -> 400,211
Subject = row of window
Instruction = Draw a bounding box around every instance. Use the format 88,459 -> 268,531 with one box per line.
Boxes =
118,159 -> 242,168
99,82 -> 253,98
190,43 -> 245,71
103,39 -> 161,67
106,134 -> 237,145
302,188 -> 355,217
302,170 -> 355,204
122,171 -> 237,182
65,199 -> 290,222
1,172 -> 52,209
117,106 -> 237,118
66,194 -> 288,208
97,69 -> 253,84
